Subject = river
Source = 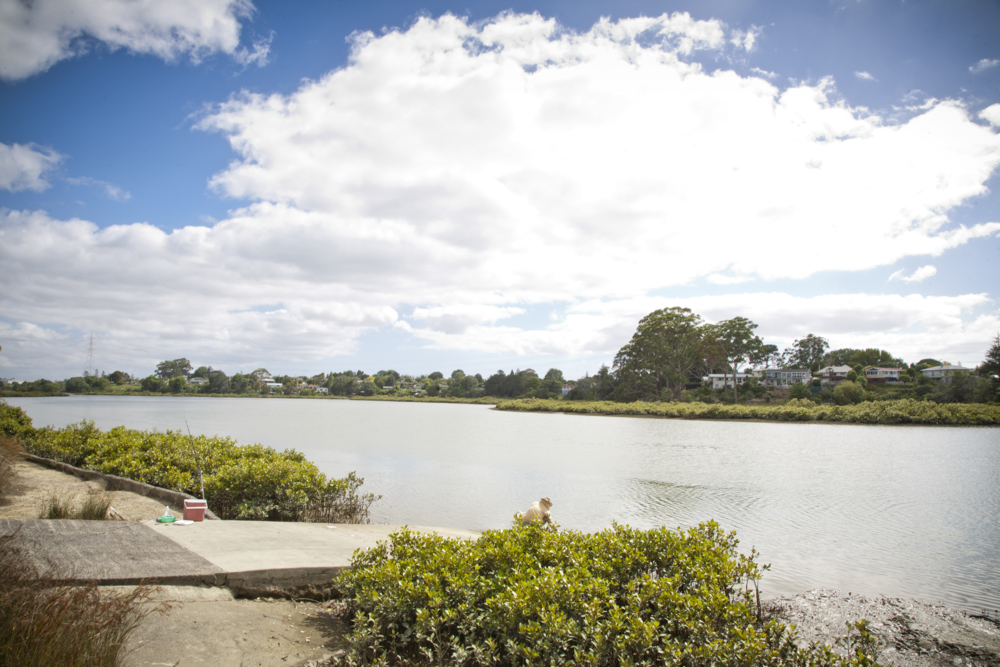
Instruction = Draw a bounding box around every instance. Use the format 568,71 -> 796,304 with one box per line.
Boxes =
7,395 -> 1000,614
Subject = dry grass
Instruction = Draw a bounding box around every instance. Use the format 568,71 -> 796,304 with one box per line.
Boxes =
0,529 -> 166,666
38,492 -> 112,520
0,436 -> 22,499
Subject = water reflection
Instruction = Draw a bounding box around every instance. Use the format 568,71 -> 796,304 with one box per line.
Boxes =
7,396 -> 999,614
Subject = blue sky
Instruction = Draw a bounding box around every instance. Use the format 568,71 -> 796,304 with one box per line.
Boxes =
1,0 -> 999,381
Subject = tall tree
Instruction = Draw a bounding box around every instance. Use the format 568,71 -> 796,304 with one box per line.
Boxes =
703,317 -> 765,403
821,349 -> 859,367
783,334 -> 829,370
155,358 -> 192,380
849,348 -> 905,368
613,307 -> 706,401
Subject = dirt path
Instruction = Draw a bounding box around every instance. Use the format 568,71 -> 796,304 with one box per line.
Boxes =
0,459 -> 167,521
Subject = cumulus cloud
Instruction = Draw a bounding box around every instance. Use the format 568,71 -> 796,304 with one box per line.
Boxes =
888,265 -> 937,283
0,142 -> 62,192
854,70 -> 876,81
3,12 -> 1000,378
969,58 -> 999,74
0,0 -> 260,81
980,104 -> 1000,127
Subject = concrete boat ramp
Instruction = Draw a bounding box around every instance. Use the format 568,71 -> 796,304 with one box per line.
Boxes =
0,518 -> 480,598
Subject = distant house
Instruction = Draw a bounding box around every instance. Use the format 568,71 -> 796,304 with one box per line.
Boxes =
920,364 -> 971,383
864,367 -> 903,384
562,384 -> 575,395
816,365 -> 852,382
189,377 -> 209,386
761,368 -> 810,387
315,386 -> 328,394
264,381 -> 283,389
704,373 -> 751,389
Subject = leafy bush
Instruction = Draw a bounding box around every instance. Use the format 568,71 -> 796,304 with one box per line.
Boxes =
0,400 -> 379,522
494,397 -> 1000,425
336,521 -> 879,666
833,381 -> 864,406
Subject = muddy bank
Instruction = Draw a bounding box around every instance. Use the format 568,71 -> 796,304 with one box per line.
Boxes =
772,589 -> 1000,666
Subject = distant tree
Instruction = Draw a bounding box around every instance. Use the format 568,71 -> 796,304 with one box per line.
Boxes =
108,370 -> 129,386
849,348 -> 904,368
787,382 -> 812,400
483,370 -> 506,397
192,366 -> 211,379
821,349 -> 859,367
65,377 -> 88,393
613,307 -> 706,401
782,334 -> 829,371
703,317 -> 765,403
207,370 -> 230,394
155,358 -> 192,380
428,371 -> 444,380
141,376 -> 164,392
915,358 -> 942,369
753,344 -> 781,368
169,376 -> 186,393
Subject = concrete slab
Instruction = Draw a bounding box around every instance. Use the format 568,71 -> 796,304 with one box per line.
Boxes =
0,518 -> 225,586
147,520 -> 480,572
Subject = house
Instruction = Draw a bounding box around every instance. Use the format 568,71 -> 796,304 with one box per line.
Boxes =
761,368 -> 811,386
816,365 -> 852,382
264,381 -> 283,389
704,373 -> 751,389
562,384 -> 575,395
920,364 -> 971,383
864,367 -> 903,384
189,377 -> 209,386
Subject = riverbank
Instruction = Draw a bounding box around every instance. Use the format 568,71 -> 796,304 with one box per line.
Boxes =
495,397 -> 1000,425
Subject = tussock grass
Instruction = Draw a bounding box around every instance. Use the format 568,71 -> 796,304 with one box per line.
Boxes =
38,493 -> 111,520
0,529 -> 164,667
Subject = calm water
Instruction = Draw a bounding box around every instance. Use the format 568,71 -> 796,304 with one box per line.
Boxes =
8,396 -> 1000,614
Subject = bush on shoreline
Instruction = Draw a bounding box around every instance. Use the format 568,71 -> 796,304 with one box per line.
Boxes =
0,400 -> 379,522
336,521 -> 879,666
494,397 -> 1000,425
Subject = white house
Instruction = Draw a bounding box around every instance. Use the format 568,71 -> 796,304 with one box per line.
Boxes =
864,367 -> 903,383
264,381 -> 283,389
920,364 -> 970,383
761,368 -> 811,386
816,365 -> 852,382
189,377 -> 208,386
705,373 -> 751,389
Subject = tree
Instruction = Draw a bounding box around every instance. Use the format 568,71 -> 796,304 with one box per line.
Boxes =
65,377 -> 88,393
703,317 -> 765,403
141,375 -> 164,392
752,344 -> 781,369
192,366 -> 210,379
155,358 -> 192,380
108,370 -> 129,386
849,348 -> 905,368
169,376 -> 186,393
207,370 -> 230,394
613,307 -> 706,401
782,334 -> 829,371
821,349 -> 859,367
428,371 -> 444,380
979,333 -> 1000,378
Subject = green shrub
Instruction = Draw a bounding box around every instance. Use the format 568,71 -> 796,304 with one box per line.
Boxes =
0,400 -> 381,522
336,521 -> 879,666
493,397 -> 1000,425
833,381 -> 864,406
787,383 -> 811,400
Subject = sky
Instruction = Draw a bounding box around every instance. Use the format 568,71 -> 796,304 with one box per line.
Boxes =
1,0 -> 999,382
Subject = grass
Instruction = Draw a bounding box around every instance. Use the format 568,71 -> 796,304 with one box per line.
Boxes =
0,529 -> 164,667
38,493 -> 111,521
0,436 -> 22,499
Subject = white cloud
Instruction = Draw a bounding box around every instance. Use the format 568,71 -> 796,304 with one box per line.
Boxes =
706,274 -> 755,285
888,265 -> 937,283
3,12 -> 1000,378
0,0 -> 260,81
66,177 -> 131,201
0,142 -> 62,192
854,70 -> 876,81
969,58 -> 999,74
980,104 -> 1000,127
750,66 -> 777,79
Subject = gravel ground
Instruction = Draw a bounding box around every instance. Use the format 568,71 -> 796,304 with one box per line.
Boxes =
772,589 -> 1000,666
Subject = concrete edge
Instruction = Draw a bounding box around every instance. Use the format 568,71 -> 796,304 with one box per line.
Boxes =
82,566 -> 348,600
23,454 -> 221,520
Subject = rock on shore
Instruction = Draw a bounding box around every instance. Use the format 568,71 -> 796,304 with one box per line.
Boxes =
772,589 -> 1000,667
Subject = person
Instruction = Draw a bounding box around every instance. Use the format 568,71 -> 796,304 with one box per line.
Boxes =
520,497 -> 553,525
